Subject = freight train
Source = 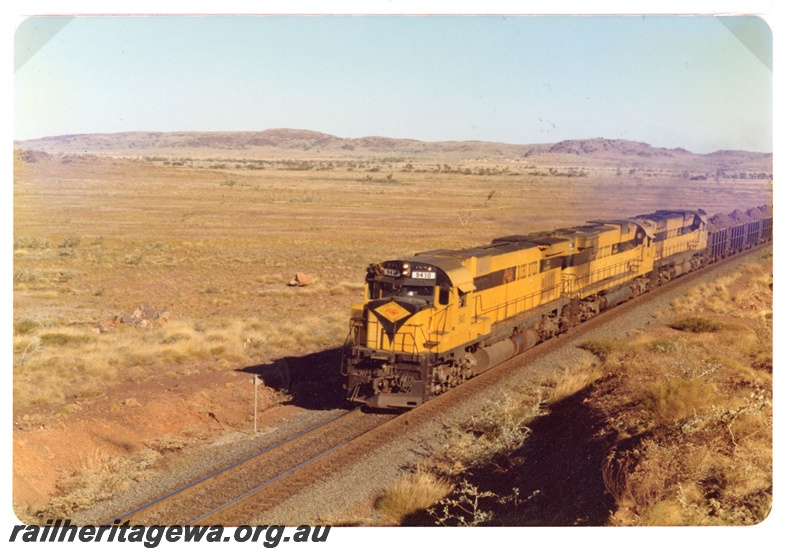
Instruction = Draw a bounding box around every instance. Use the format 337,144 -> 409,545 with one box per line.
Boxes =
342,206 -> 772,409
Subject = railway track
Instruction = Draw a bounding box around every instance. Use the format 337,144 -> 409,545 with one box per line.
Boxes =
104,245 -> 770,526
104,407 -> 392,526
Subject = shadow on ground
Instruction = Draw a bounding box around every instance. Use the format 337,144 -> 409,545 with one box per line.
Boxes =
407,385 -> 618,526
490,387 -> 617,526
237,347 -> 347,410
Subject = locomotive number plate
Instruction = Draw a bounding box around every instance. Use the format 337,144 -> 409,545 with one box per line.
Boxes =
411,271 -> 436,280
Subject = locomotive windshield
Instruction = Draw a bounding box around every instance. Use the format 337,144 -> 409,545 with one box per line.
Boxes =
373,281 -> 434,301
380,282 -> 433,299
364,260 -> 451,302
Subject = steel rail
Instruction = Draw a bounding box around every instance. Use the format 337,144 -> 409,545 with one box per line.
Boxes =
103,406 -> 363,525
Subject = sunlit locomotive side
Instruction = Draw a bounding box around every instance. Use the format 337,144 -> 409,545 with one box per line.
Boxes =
342,206 -> 770,409
631,209 -> 708,285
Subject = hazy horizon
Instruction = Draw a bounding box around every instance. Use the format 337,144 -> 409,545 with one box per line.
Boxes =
14,127 -> 776,157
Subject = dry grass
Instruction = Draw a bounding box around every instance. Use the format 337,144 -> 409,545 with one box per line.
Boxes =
27,448 -> 161,522
12,312 -> 349,410
547,359 -> 605,403
600,256 -> 773,526
374,471 -> 454,525
670,259 -> 773,320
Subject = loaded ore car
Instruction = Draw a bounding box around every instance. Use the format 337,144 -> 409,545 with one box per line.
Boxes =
342,206 -> 772,409
706,206 -> 773,263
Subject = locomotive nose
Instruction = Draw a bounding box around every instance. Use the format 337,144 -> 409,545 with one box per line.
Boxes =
367,298 -> 427,344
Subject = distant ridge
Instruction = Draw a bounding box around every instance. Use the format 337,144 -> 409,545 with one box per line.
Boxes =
548,138 -> 770,162
14,129 -> 772,162
549,138 -> 693,158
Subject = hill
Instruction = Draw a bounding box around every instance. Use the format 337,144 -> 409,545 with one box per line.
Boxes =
14,129 -> 772,168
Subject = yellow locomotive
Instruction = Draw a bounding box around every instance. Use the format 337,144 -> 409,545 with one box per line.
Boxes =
342,207 -> 769,409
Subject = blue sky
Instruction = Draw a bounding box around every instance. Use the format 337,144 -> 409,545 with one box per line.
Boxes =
13,12 -> 773,153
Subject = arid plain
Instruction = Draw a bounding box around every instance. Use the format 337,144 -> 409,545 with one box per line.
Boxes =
12,130 -> 773,520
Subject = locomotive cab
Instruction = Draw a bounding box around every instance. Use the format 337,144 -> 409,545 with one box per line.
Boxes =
343,256 -> 473,408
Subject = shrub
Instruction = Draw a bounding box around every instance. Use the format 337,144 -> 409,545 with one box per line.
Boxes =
40,333 -> 93,347
123,252 -> 143,266
429,480 -> 498,526
669,317 -> 722,333
13,269 -> 42,285
14,319 -> 40,336
647,337 -> 683,354
59,237 -> 82,248
14,237 -> 51,250
644,377 -> 716,425
578,338 -> 622,359
441,392 -> 544,470
145,435 -> 191,453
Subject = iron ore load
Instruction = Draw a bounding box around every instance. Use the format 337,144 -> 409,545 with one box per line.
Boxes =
342,206 -> 772,409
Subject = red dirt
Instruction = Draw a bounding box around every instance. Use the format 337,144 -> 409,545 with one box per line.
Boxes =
13,367 -> 299,513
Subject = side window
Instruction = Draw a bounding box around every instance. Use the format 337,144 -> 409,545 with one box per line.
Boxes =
438,287 -> 450,306
458,290 -> 467,308
367,281 -> 380,300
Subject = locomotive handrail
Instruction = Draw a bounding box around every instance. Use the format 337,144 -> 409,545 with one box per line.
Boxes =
473,284 -> 558,324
